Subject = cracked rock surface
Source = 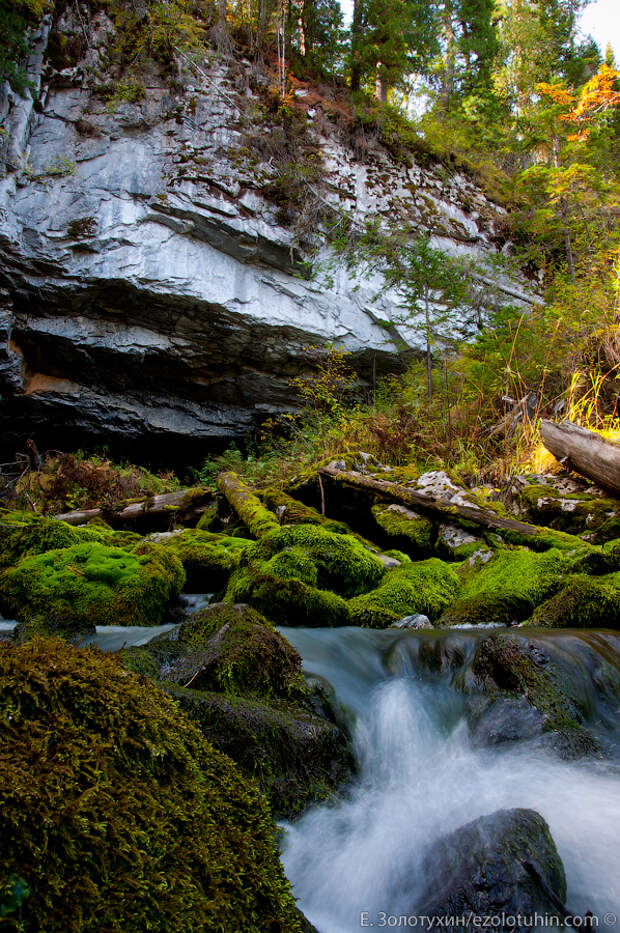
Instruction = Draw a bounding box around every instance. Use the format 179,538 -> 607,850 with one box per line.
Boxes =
0,12 -> 535,463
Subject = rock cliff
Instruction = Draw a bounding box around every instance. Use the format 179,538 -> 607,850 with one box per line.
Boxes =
0,8 -> 535,464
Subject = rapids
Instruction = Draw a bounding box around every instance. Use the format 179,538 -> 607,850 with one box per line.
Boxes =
279,627 -> 620,933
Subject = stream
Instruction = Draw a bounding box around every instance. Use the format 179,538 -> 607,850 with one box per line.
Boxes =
3,613 -> 619,930
279,627 -> 620,933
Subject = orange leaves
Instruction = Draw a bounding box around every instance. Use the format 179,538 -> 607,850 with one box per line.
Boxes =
566,64 -> 620,140
537,65 -> 620,142
536,82 -> 573,107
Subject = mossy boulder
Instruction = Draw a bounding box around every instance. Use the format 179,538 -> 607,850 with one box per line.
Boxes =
249,524 -> 385,598
226,566 -> 351,627
348,559 -> 460,628
469,634 -> 587,733
0,509 -> 108,571
567,540 -> 620,576
168,685 -> 355,820
440,547 -> 569,627
0,637 -> 309,932
525,575 -> 620,629
157,529 -> 251,592
221,522 -> 384,627
371,502 -> 434,555
158,603 -> 307,699
2,540 -> 185,636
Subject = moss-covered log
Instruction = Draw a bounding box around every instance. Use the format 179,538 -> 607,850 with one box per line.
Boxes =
319,467 -> 579,549
217,472 -> 282,538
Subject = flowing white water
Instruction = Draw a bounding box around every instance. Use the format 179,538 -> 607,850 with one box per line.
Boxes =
280,627 -> 620,933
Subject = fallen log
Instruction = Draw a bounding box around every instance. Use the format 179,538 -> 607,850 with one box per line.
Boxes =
318,467 -> 570,547
55,487 -> 212,526
217,471 -> 281,538
540,420 -> 620,495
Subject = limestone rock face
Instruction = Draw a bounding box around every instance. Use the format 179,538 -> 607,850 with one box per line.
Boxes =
0,11 -> 535,462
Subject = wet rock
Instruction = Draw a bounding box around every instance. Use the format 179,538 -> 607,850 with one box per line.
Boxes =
391,613 -> 432,629
122,603 -> 355,818
168,686 -> 355,819
415,808 -> 567,924
467,696 -> 545,746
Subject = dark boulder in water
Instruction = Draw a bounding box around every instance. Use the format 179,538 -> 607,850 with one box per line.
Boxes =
415,808 -> 567,927
467,696 -> 545,746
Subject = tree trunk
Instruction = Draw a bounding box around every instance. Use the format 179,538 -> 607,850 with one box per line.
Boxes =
560,197 -> 577,285
350,0 -> 362,92
425,298 -> 433,401
375,66 -> 388,102
55,488 -> 213,526
217,471 -> 281,537
540,420 -> 620,494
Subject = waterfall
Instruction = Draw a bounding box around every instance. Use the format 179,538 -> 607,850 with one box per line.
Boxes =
280,627 -> 620,933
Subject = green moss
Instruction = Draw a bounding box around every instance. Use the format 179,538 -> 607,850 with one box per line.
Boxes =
441,547 -> 569,627
567,542 -> 620,576
262,487 -> 325,525
265,547 -> 320,586
196,506 -> 219,530
226,567 -> 351,627
384,549 -> 412,563
159,603 -> 307,699
158,529 -> 251,592
0,509 -> 108,571
168,686 -> 354,820
470,634 -> 586,732
348,559 -> 460,628
252,524 -> 385,598
261,488 -> 352,535
371,502 -> 434,554
217,472 -> 281,538
526,575 -> 620,629
108,529 -> 144,548
519,484 -> 620,541
0,638 -> 307,932
3,540 -> 185,635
